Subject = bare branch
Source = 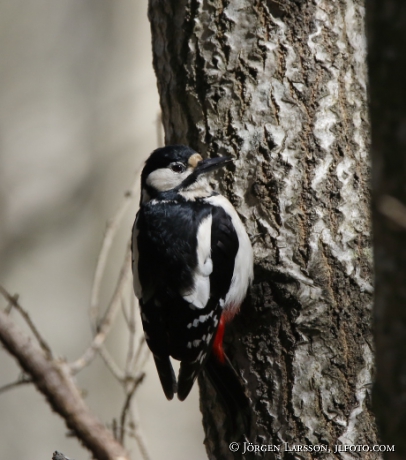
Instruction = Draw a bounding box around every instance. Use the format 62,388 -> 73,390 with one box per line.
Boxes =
119,372 -> 145,445
125,297 -> 136,376
0,309 -> 129,460
89,179 -> 139,330
70,248 -> 132,374
0,376 -> 32,396
0,285 -> 52,358
130,336 -> 148,377
121,297 -> 131,328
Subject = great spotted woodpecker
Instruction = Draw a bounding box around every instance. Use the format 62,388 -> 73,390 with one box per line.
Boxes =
131,145 -> 253,403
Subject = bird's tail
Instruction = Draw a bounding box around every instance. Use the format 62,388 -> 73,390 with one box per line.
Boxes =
153,354 -> 177,400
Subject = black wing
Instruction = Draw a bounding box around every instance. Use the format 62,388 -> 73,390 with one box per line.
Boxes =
209,204 -> 239,300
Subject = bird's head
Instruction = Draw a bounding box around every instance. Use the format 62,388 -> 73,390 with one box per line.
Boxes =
140,145 -> 232,202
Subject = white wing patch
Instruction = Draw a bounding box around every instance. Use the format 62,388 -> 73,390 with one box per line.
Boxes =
186,311 -> 213,328
206,195 -> 254,313
132,221 -> 142,299
182,214 -> 213,309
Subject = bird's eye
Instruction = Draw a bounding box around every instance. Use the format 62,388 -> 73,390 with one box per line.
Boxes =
170,162 -> 186,173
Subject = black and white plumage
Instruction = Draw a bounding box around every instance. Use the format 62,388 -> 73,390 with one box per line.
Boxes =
131,145 -> 253,402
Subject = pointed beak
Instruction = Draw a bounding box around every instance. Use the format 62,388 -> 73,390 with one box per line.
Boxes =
194,156 -> 233,175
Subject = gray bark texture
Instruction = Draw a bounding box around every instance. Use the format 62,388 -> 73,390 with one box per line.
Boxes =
367,1 -> 406,458
148,0 -> 378,458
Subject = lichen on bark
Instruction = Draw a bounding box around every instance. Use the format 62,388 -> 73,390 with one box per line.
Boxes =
149,0 -> 378,458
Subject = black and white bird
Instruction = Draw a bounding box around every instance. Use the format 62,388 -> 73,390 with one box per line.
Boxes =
131,145 -> 253,404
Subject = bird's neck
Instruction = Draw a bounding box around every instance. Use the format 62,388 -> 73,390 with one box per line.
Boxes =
178,176 -> 214,201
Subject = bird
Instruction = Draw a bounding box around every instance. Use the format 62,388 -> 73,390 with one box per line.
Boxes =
131,144 -> 253,405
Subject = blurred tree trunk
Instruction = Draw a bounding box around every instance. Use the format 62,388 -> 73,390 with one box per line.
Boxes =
367,1 -> 406,458
149,1 -> 378,458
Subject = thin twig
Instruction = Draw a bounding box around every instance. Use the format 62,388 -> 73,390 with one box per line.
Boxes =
89,176 -> 140,331
136,341 -> 150,375
112,418 -> 119,442
119,372 -> 145,445
130,336 -> 146,374
125,295 -> 136,376
121,297 -> 131,329
136,339 -> 150,374
128,406 -> 152,460
70,248 -> 132,374
0,376 -> 32,396
0,285 -> 53,358
99,346 -> 125,382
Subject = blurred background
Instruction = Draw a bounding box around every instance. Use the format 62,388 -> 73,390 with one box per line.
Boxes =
0,0 -> 206,458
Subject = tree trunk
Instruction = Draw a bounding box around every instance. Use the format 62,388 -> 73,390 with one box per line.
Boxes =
367,1 -> 406,458
148,1 -> 378,458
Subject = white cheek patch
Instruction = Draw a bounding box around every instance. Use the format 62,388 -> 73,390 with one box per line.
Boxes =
146,167 -> 193,192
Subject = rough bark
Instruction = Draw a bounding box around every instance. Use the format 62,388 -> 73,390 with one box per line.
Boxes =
149,0 -> 377,458
367,1 -> 406,458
